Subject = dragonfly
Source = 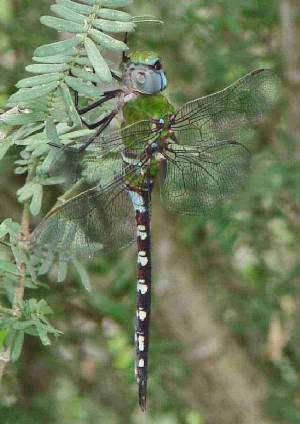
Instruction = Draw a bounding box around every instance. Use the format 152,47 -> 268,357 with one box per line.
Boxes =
31,51 -> 279,411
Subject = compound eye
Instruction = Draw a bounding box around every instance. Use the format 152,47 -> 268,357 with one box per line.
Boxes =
136,72 -> 146,84
153,61 -> 161,70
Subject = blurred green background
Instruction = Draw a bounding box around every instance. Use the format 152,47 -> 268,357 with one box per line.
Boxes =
0,0 -> 299,423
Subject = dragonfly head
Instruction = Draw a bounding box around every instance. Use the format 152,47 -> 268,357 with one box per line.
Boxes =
123,51 -> 167,95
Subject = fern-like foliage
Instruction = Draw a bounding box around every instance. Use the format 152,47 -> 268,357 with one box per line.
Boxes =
2,0 -> 134,130
0,0 -> 137,331
0,0 -> 137,226
0,0 -> 165,373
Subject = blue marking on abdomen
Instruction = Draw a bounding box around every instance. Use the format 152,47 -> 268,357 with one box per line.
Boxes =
129,191 -> 146,213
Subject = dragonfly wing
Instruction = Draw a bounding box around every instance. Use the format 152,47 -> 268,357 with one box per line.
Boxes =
47,120 -> 159,187
170,69 -> 279,144
32,119 -> 161,260
74,120 -> 161,186
160,141 -> 251,215
31,179 -> 136,260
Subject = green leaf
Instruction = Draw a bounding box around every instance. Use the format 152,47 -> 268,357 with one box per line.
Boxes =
133,16 -> 164,24
16,73 -> 61,88
60,83 -> 81,126
30,185 -> 43,216
88,29 -> 128,51
0,329 -> 9,349
41,149 -> 60,173
0,138 -> 13,160
31,143 -> 49,158
0,218 -> 12,238
72,261 -> 91,292
9,81 -> 59,102
37,256 -> 53,276
32,54 -> 74,64
65,76 -> 104,97
0,260 -> 22,276
40,176 -> 65,185
56,0 -> 93,14
102,0 -> 133,7
11,246 -> 28,265
57,260 -> 68,282
13,321 -> 35,330
22,327 -> 38,337
50,5 -> 87,24
60,128 -> 95,139
2,112 -> 45,125
92,19 -> 135,33
26,63 -> 69,73
95,8 -> 132,21
13,123 -> 45,141
36,299 -> 53,315
17,182 -> 36,202
79,0 -> 98,5
74,56 -> 92,66
14,167 -> 27,175
84,38 -> 112,83
0,219 -> 19,237
3,330 -> 15,348
7,96 -> 48,112
11,332 -> 24,362
70,67 -> 100,83
45,118 -> 60,144
40,16 -> 87,33
34,36 -> 82,57
34,320 -> 51,346
50,92 -> 71,123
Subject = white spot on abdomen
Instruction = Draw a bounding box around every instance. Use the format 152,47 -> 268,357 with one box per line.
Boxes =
137,280 -> 148,294
137,225 -> 147,240
138,358 -> 144,367
138,335 -> 145,351
138,251 -> 148,266
137,308 -> 147,321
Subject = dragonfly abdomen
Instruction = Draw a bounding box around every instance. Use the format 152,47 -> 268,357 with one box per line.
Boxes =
129,185 -> 152,412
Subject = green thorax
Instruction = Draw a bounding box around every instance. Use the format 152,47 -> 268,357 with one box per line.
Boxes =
122,93 -> 175,125
127,51 -> 161,67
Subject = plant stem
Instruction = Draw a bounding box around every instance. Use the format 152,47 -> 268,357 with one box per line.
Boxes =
0,162 -> 35,382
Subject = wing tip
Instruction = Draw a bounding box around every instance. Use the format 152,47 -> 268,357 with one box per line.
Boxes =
251,68 -> 266,75
250,68 -> 277,76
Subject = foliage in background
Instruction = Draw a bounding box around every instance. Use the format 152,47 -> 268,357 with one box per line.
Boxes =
129,1 -> 299,421
0,0 -> 140,370
0,0 -> 299,423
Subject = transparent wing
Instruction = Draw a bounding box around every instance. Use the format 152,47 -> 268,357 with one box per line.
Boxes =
32,120 -> 160,260
31,177 -> 136,260
170,69 -> 280,144
56,120 -> 160,187
160,141 -> 251,215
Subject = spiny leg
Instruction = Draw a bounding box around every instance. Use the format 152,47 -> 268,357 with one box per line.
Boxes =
74,89 -> 121,129
74,90 -> 120,115
122,32 -> 129,65
48,109 -> 118,153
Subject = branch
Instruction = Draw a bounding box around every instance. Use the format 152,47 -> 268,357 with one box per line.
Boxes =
0,162 -> 36,381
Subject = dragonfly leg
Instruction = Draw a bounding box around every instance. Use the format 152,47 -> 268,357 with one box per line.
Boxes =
74,90 -> 120,116
74,89 -> 121,129
48,109 -> 118,153
122,32 -> 129,65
